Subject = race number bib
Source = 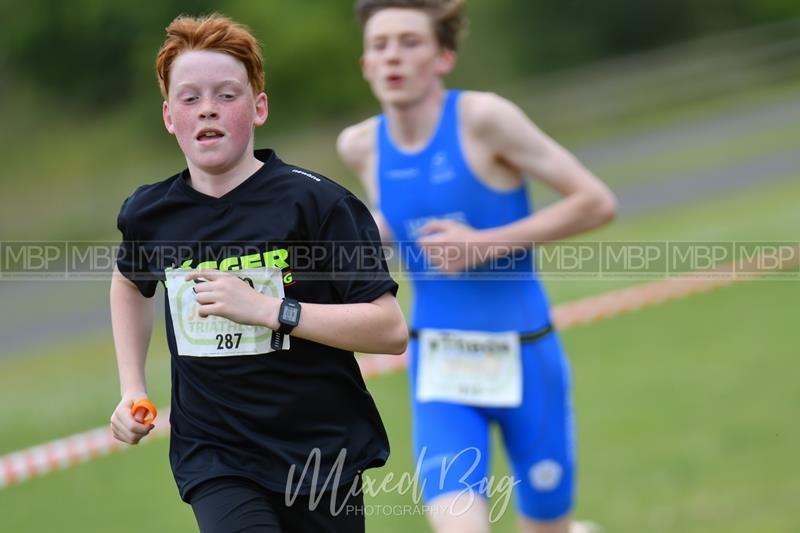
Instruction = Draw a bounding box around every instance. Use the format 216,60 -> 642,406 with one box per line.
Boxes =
416,329 -> 522,407
165,267 -> 289,357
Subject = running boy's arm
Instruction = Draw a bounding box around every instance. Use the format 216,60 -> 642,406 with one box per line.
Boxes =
187,270 -> 408,355
109,266 -> 157,444
277,291 -> 407,355
337,119 -> 395,243
461,91 -> 617,243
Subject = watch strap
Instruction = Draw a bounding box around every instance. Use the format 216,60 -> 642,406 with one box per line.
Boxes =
270,331 -> 284,351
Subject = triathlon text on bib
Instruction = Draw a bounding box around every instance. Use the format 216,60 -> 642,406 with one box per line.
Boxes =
166,267 -> 289,357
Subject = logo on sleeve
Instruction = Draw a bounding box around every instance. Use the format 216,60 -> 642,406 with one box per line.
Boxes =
292,168 -> 321,182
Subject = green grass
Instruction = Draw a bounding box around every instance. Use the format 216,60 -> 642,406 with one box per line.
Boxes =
572,278 -> 800,532
0,330 -> 172,454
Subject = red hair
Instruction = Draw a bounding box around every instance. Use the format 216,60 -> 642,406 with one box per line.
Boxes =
155,13 -> 265,98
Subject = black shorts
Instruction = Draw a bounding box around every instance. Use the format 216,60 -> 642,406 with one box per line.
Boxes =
188,476 -> 365,533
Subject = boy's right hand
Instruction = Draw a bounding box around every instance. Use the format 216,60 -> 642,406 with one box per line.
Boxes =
110,394 -> 155,445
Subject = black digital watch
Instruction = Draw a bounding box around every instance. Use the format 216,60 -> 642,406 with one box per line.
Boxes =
277,298 -> 301,334
270,298 -> 301,352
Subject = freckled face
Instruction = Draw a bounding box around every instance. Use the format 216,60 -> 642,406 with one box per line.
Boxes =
162,50 -> 267,174
361,8 -> 455,107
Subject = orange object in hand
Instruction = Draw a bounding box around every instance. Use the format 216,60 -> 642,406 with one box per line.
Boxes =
131,399 -> 158,425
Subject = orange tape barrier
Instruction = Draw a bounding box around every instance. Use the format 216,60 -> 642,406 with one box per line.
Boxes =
0,413 -> 170,489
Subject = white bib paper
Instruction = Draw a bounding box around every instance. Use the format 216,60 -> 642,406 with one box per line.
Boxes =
416,329 -> 522,407
165,267 -> 288,357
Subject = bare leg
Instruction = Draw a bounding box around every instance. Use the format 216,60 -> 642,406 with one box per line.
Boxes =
519,513 -> 570,533
427,492 -> 490,533
520,515 -> 602,533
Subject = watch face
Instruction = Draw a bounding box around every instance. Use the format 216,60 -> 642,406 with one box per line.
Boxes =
281,303 -> 300,325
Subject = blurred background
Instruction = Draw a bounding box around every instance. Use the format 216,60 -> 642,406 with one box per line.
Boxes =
1,1 -> 798,532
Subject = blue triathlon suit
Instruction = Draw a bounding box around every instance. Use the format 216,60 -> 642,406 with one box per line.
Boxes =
376,90 -> 575,520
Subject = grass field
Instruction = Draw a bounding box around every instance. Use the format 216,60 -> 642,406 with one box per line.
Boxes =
2,42 -> 799,531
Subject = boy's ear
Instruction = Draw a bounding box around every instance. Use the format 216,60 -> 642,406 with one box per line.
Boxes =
435,48 -> 457,77
162,101 -> 175,135
254,92 -> 268,126
359,55 -> 368,80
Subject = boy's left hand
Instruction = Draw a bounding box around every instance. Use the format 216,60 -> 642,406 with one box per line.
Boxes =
186,270 -> 279,328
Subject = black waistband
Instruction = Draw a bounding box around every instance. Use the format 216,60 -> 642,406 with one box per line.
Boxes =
408,323 -> 554,343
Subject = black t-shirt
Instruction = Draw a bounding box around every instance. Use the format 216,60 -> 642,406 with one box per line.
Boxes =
116,149 -> 398,501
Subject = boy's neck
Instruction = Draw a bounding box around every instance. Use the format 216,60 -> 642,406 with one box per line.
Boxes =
186,152 -> 264,198
383,84 -> 447,151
